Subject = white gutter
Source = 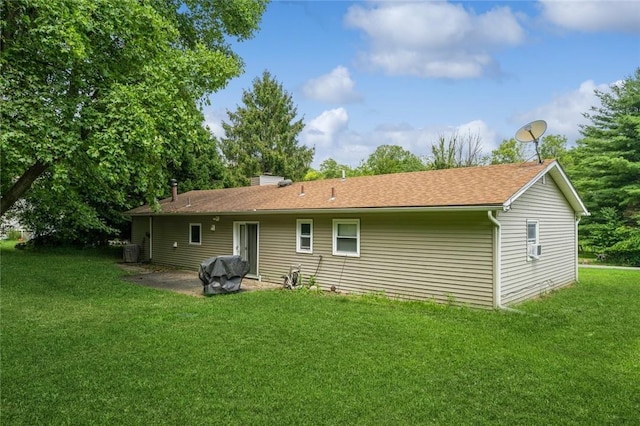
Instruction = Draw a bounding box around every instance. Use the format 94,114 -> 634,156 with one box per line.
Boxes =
128,205 -> 504,217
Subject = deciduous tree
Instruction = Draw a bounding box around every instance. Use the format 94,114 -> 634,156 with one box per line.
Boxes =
318,159 -> 357,179
0,0 -> 268,230
358,145 -> 425,175
428,132 -> 486,169
540,134 -> 572,166
490,138 -> 526,164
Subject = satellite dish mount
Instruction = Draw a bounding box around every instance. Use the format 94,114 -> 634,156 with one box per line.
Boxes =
515,120 -> 547,164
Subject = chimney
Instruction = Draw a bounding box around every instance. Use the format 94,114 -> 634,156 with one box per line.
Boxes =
170,179 -> 178,202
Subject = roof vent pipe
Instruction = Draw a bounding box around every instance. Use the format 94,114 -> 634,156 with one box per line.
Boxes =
341,170 -> 346,181
300,185 -> 305,196
170,179 -> 178,202
330,187 -> 336,200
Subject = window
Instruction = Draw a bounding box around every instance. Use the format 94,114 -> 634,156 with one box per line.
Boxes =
527,220 -> 539,245
526,220 -> 540,259
189,223 -> 202,245
296,219 -> 313,253
333,219 -> 360,257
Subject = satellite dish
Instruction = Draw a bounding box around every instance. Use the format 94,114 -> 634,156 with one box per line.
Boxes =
515,119 -> 547,164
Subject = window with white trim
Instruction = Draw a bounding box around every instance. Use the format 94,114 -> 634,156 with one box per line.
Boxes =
189,223 -> 202,245
526,220 -> 540,259
296,219 -> 313,253
333,219 -> 360,257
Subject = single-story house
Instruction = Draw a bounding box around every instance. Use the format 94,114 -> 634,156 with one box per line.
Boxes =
125,160 -> 589,308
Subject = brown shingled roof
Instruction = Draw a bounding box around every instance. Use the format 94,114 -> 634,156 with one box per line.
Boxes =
126,161 -> 556,215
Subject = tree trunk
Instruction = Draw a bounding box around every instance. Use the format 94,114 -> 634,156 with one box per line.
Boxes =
0,161 -> 48,217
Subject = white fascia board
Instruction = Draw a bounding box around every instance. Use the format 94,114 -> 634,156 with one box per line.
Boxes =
250,205 -> 503,215
548,164 -> 590,216
129,205 -> 503,216
503,161 -> 589,216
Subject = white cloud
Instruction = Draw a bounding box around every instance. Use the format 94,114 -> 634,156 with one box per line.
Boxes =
512,79 -> 610,142
344,2 -> 525,78
203,109 -> 226,139
540,0 -> 640,33
300,108 -> 349,167
456,120 -> 499,152
302,66 -> 363,104
303,112 -> 501,168
301,107 -> 350,151
364,120 -> 499,157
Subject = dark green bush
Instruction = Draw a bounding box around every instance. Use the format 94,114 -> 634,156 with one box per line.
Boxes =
604,232 -> 640,266
5,229 -> 23,240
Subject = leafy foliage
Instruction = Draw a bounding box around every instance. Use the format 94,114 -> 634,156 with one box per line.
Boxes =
358,144 -> 426,175
490,138 -> 526,164
490,134 -> 570,165
539,134 -> 572,166
428,132 -> 486,169
604,229 -> 640,266
0,0 -> 268,242
220,70 -> 314,186
314,158 -> 358,179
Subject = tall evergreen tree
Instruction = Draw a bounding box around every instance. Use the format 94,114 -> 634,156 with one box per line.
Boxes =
570,68 -> 640,253
220,71 -> 314,185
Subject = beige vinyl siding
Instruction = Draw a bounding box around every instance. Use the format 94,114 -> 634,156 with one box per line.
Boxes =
131,211 -> 493,306
130,216 -> 151,261
150,215 -> 234,269
499,175 -> 577,305
134,211 -> 494,307
268,212 -> 494,307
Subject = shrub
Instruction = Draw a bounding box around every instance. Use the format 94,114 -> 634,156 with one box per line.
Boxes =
604,232 -> 640,266
5,229 -> 23,241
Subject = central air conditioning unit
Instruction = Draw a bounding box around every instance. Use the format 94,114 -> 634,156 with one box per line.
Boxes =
528,244 -> 542,259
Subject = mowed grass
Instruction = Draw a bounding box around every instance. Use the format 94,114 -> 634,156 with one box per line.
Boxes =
1,243 -> 639,425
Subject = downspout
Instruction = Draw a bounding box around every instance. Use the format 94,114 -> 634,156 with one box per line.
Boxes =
487,211 -> 502,308
488,211 -> 523,313
149,217 -> 153,261
575,215 -> 581,282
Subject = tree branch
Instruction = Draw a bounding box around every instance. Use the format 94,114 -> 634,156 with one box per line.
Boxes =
1,161 -> 48,216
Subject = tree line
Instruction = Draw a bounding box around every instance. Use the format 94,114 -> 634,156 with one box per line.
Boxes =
1,2 -> 637,261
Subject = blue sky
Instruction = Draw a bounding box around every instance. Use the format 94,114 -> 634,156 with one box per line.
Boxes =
205,0 -> 640,168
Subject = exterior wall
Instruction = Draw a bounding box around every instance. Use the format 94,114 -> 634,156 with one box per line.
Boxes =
498,175 -> 577,305
132,211 -> 495,307
149,215 -> 235,268
130,216 -> 151,262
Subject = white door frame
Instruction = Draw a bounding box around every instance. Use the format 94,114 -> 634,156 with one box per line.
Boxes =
233,221 -> 260,278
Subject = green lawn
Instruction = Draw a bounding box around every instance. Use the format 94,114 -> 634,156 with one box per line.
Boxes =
1,243 -> 639,425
